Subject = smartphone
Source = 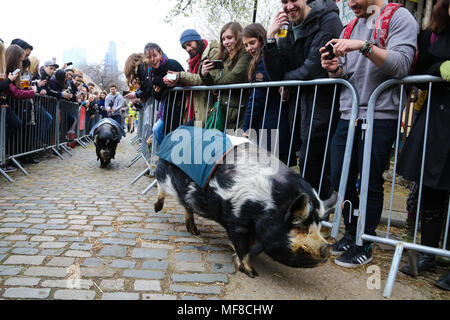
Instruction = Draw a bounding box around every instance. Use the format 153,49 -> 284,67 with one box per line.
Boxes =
66,62 -> 73,66
166,73 -> 177,81
12,69 -> 21,76
210,60 -> 224,70
324,43 -> 335,60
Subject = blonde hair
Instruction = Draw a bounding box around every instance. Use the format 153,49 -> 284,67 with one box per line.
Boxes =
29,56 -> 40,75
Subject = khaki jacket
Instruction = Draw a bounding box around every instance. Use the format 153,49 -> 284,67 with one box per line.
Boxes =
201,48 -> 252,128
178,40 -> 219,125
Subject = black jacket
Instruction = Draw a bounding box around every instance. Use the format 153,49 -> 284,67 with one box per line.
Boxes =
135,59 -> 184,102
263,0 -> 342,153
398,27 -> 450,190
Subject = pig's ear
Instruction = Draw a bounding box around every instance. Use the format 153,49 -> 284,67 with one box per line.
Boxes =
94,134 -> 99,145
285,194 -> 310,226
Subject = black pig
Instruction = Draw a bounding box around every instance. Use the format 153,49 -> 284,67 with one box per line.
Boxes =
90,119 -> 125,168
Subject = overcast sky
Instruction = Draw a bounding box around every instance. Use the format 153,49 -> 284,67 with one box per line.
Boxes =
2,0 -> 193,71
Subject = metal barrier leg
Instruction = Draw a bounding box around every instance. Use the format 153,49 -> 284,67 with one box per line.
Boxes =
51,147 -> 65,160
11,158 -> 29,176
75,138 -> 87,149
141,179 -> 157,195
383,243 -> 404,298
60,144 -> 73,156
0,168 -> 14,183
130,167 -> 151,185
127,153 -> 142,168
406,250 -> 419,276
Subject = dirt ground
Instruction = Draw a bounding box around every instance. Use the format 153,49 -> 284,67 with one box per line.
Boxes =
223,225 -> 450,300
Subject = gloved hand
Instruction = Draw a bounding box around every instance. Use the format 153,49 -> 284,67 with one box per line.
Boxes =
440,60 -> 450,82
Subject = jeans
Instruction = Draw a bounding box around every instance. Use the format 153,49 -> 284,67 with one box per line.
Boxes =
5,107 -> 22,142
153,119 -> 165,145
111,114 -> 123,128
330,119 -> 397,237
34,105 -> 53,143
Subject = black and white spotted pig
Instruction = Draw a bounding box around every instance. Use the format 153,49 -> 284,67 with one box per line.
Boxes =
154,143 -> 336,277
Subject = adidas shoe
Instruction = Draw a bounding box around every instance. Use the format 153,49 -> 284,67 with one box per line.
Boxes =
335,243 -> 373,268
332,235 -> 354,255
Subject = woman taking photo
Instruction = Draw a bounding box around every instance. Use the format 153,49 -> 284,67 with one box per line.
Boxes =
241,23 -> 291,165
201,21 -> 251,130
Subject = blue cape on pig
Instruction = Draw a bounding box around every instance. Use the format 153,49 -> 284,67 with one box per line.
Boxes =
158,126 -> 249,189
89,118 -> 126,140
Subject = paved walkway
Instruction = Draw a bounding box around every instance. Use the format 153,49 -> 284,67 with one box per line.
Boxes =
0,134 -> 448,300
0,134 -> 234,300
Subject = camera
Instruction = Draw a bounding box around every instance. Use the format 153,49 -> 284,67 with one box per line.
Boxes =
30,80 -> 37,87
324,43 -> 336,60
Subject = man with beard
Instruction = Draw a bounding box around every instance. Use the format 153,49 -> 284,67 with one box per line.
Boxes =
263,0 -> 343,216
320,0 -> 417,267
163,29 -> 219,126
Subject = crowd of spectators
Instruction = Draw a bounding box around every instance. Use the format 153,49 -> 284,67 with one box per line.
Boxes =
0,37 -> 138,168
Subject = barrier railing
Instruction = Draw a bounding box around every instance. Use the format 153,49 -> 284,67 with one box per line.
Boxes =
132,78 -> 360,239
0,95 -> 84,182
356,75 -> 449,298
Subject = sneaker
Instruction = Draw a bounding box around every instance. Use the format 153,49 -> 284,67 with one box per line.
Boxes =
335,243 -> 373,268
1,165 -> 17,173
332,235 -> 354,255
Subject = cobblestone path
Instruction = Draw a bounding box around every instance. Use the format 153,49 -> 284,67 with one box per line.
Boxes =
0,134 -> 234,300
1,134 -> 448,300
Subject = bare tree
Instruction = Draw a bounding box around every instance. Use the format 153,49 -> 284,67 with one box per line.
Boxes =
78,61 -> 127,93
166,0 -> 279,40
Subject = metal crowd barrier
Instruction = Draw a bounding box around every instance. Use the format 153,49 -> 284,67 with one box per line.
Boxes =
355,75 -> 449,298
0,95 -> 84,182
132,79 -> 360,240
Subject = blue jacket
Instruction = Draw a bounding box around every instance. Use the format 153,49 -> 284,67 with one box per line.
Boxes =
242,58 -> 291,155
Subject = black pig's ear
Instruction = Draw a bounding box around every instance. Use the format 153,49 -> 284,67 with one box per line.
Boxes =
285,194 -> 310,226
94,134 -> 99,145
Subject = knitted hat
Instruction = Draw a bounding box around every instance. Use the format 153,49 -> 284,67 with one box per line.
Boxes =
180,29 -> 201,47
440,60 -> 450,82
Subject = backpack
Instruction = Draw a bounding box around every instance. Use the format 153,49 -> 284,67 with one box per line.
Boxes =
343,3 -> 418,73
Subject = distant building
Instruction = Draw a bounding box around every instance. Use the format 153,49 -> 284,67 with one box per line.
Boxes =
63,48 -> 87,68
105,41 -> 118,74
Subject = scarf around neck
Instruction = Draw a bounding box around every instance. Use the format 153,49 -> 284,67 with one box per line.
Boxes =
188,39 -> 208,74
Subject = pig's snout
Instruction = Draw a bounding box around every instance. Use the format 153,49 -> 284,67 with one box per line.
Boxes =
320,244 -> 332,259
100,149 -> 111,160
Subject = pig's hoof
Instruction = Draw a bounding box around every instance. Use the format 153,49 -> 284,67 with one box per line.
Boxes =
239,265 -> 258,278
186,221 -> 200,236
154,200 -> 164,213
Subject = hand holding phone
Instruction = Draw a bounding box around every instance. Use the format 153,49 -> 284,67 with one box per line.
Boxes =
324,43 -> 335,60
166,73 -> 177,81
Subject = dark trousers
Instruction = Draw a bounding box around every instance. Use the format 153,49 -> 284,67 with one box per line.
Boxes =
330,119 -> 397,237
5,107 -> 22,142
298,136 -> 334,200
111,114 -> 123,128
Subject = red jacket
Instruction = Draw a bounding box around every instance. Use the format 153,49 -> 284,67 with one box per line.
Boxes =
6,83 -> 35,99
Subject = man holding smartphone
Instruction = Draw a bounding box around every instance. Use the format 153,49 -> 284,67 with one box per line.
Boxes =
320,0 -> 418,268
163,29 -> 219,126
263,0 -> 343,206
